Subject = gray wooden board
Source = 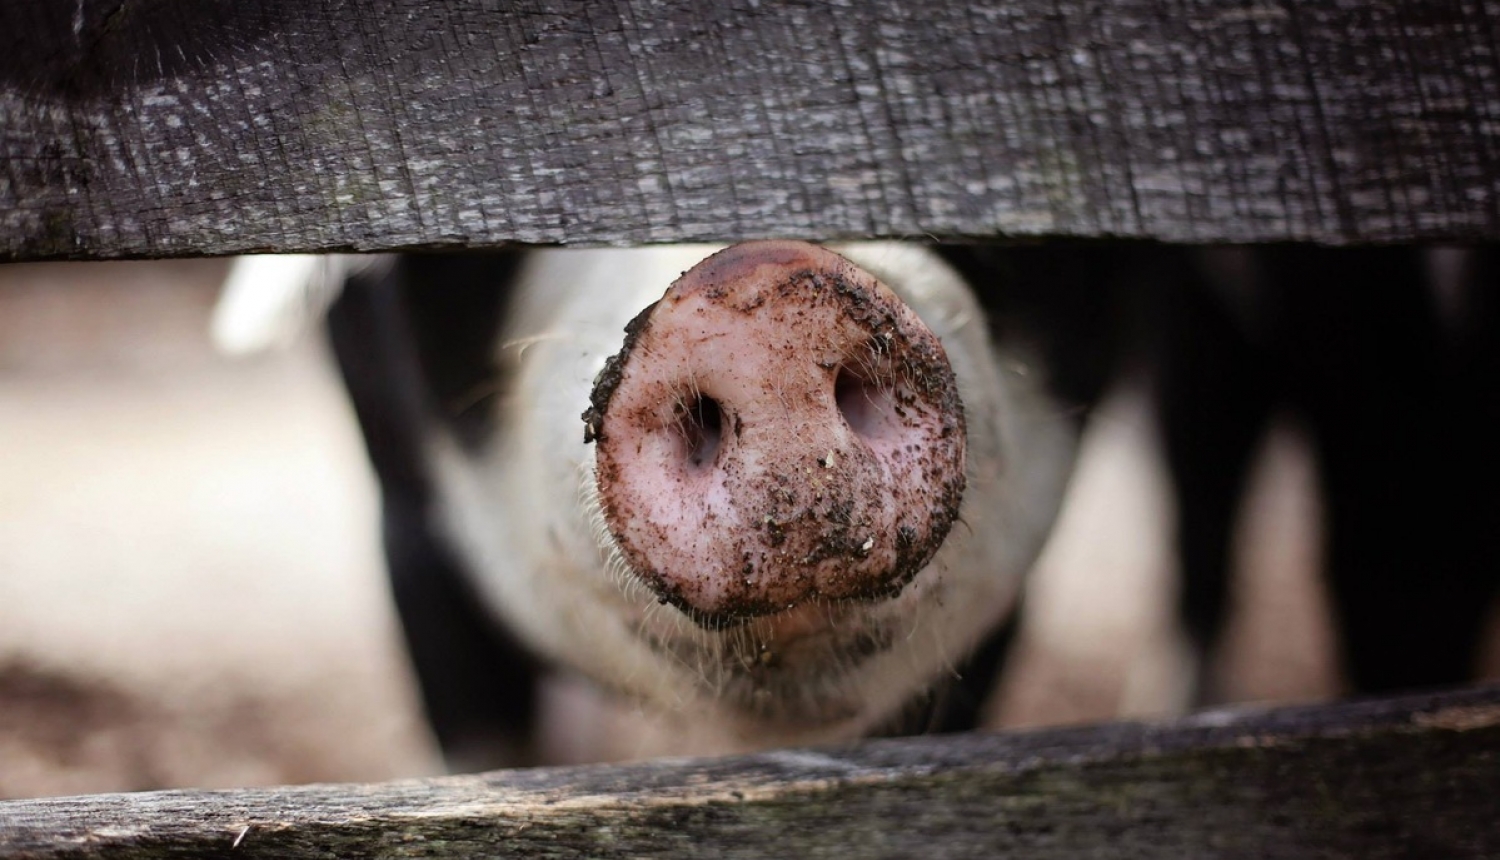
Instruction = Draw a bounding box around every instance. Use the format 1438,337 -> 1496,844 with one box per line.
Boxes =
3,1 -> 1500,260
1,684 -> 1498,859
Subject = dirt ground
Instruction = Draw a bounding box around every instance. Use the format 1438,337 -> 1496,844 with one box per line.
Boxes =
1,259 -> 1495,799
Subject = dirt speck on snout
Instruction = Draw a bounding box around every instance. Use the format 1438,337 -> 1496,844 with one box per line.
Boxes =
586,241 -> 967,628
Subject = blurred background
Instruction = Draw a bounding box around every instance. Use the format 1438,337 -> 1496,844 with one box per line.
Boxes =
1,258 -> 1496,799
0,260 -> 436,797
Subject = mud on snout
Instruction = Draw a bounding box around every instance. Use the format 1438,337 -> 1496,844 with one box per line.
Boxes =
580,241 -> 969,719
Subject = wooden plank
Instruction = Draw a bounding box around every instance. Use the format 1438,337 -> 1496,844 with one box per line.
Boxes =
3,1 -> 1499,260
1,684 -> 1497,859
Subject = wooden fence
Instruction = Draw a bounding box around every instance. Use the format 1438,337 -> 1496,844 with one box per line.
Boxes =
3,0 -> 1499,260
2,686 -> 1498,859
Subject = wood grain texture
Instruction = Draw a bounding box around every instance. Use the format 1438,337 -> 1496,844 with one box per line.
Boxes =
3,0 -> 1499,260
1,684 -> 1498,859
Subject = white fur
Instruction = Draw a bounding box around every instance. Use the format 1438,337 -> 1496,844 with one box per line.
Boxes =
427,244 -> 1079,751
211,255 -> 335,355
212,254 -> 391,356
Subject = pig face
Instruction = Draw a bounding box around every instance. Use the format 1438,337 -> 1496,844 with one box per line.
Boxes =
424,241 -> 1077,747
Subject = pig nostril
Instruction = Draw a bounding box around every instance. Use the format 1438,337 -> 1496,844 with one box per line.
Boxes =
679,394 -> 724,470
835,367 -> 893,442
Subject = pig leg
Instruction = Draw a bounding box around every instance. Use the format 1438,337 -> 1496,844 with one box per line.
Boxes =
1439,249 -> 1500,683
326,254 -> 542,770
1281,247 -> 1499,692
1159,246 -> 1500,702
1154,249 -> 1277,705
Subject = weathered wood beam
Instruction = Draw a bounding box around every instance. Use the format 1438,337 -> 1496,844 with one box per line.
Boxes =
2,684 -> 1498,859
3,1 -> 1499,260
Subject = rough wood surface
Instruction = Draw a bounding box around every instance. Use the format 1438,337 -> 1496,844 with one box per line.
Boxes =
1,685 -> 1497,859
3,1 -> 1499,260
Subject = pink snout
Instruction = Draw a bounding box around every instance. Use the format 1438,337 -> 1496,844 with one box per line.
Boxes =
584,241 -> 967,627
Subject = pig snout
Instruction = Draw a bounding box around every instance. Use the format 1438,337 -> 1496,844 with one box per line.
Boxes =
583,241 -> 967,627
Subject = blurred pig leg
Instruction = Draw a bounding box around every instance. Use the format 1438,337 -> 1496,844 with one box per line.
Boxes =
1155,246 -> 1500,703
1155,249 -> 1276,705
326,254 -> 543,771
1286,248 -> 1500,693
